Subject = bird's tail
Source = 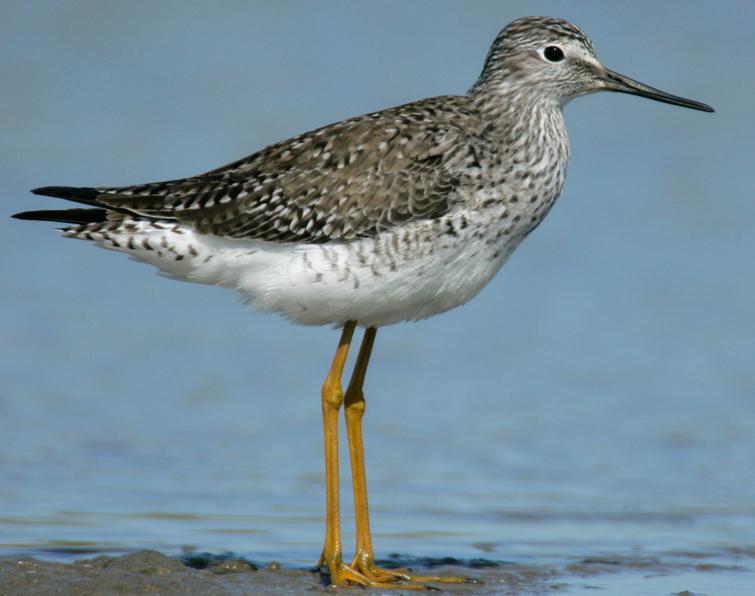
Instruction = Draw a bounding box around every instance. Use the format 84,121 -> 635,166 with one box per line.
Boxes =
30,185 -> 102,204
12,208 -> 108,225
12,185 -> 109,224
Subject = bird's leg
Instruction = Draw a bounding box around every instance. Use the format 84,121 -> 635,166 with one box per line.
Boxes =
343,327 -> 472,587
316,321 -> 359,584
316,324 -> 427,590
342,327 -> 384,577
315,321 -> 388,588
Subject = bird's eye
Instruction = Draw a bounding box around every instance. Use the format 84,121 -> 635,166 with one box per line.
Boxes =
543,46 -> 564,62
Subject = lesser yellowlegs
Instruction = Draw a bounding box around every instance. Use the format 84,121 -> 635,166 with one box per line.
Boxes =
14,16 -> 713,589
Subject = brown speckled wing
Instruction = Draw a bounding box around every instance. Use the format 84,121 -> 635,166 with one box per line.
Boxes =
91,96 -> 474,243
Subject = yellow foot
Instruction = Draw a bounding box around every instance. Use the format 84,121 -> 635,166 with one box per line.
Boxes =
348,551 -> 477,587
317,553 -> 437,590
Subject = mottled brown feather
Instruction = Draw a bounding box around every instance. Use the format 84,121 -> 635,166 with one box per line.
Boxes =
89,96 -> 481,243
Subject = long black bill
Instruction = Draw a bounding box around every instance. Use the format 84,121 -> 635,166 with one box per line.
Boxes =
602,68 -> 714,112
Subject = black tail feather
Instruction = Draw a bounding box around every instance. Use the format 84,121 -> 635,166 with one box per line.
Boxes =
31,185 -> 102,206
12,208 -> 108,225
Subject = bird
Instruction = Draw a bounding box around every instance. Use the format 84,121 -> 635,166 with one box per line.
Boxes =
14,16 -> 712,589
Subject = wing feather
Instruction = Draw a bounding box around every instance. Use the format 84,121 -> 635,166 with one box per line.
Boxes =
83,96 -> 478,243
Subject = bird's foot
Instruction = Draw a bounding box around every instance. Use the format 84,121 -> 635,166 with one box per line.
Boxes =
347,550 -> 476,587
317,551 -> 431,589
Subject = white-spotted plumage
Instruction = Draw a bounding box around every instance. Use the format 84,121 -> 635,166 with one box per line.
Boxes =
16,16 -> 712,330
76,203 -> 527,327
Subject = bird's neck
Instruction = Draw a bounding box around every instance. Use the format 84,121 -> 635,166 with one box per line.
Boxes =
469,86 -> 569,224
469,85 -> 571,204
471,84 -> 568,152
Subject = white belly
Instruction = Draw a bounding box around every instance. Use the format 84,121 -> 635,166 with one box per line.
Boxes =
75,211 -> 523,327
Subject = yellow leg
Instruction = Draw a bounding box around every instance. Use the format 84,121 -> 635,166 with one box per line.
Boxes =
316,324 -> 428,589
343,327 -> 381,575
317,322 -> 360,585
342,327 -> 472,587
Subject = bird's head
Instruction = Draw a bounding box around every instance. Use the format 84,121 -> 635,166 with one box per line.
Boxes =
473,16 -> 713,113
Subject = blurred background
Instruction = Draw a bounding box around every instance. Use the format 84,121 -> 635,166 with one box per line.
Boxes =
1,1 -> 753,593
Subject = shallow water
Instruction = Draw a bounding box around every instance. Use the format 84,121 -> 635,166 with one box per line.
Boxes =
1,2 -> 753,594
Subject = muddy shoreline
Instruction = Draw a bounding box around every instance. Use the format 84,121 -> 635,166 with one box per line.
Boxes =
1,548 -> 750,595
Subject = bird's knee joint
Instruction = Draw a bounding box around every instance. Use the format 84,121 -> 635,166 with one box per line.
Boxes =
345,393 -> 366,416
321,381 -> 344,410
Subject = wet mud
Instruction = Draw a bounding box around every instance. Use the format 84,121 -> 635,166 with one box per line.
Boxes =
1,547 -> 751,595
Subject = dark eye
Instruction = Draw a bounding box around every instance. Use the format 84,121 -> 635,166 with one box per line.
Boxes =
544,46 -> 564,62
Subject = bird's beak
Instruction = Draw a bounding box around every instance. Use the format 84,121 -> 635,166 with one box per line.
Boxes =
600,68 -> 714,112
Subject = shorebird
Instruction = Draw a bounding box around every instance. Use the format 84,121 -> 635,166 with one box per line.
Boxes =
14,16 -> 712,589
